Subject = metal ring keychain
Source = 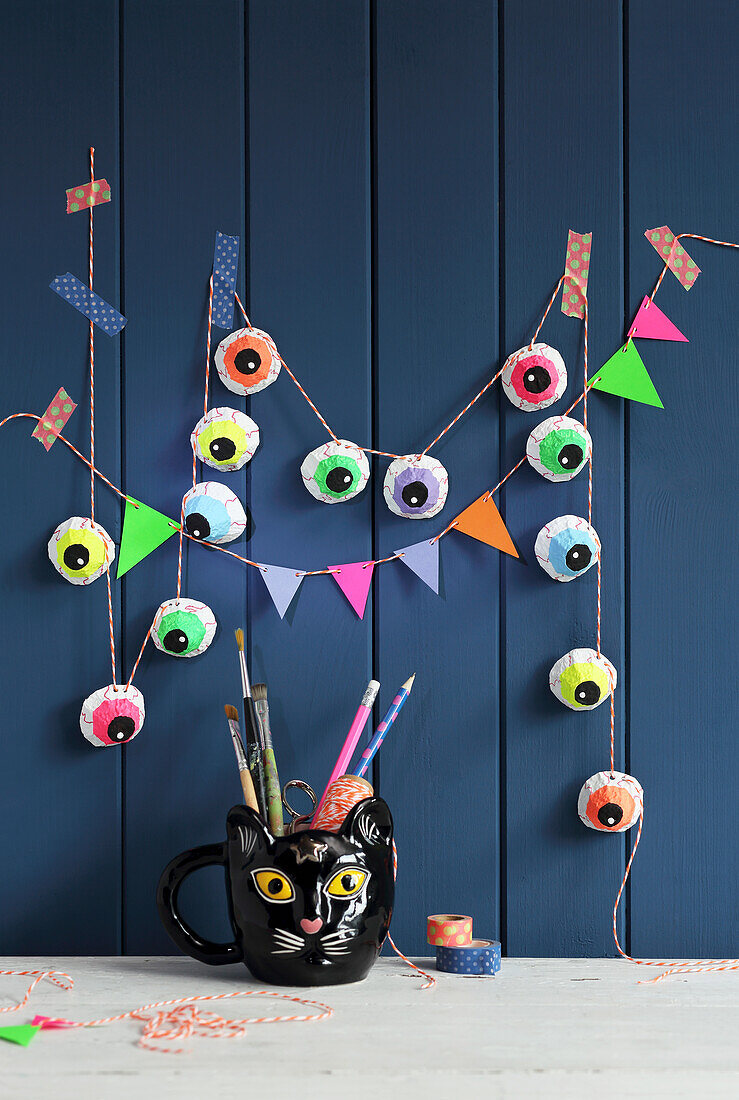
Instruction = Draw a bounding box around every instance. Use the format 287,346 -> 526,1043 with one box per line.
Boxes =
281,779 -> 317,834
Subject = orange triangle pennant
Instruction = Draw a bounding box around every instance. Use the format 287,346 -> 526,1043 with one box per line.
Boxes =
451,493 -> 518,558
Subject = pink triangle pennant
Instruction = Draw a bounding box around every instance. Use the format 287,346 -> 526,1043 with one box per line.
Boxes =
628,296 -> 688,342
330,560 -> 375,619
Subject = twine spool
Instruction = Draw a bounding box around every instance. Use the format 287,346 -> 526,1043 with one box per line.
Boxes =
312,774 -> 373,831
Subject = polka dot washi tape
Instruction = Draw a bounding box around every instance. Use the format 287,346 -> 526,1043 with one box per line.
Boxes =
426,914 -> 473,948
436,939 -> 501,976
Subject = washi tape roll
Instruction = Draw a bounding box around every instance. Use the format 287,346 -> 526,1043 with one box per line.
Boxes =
426,914 -> 473,947
436,939 -> 501,976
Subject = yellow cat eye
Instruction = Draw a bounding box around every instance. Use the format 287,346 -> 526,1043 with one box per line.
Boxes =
326,868 -> 367,898
252,869 -> 295,903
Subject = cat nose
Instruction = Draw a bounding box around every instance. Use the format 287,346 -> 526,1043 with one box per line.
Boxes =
300,917 -> 323,935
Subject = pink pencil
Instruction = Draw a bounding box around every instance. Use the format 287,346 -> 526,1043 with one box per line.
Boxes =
314,680 -> 380,821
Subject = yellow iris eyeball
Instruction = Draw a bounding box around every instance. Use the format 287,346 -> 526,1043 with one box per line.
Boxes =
326,868 -> 367,898
190,407 -> 260,472
48,516 -> 115,585
252,869 -> 295,903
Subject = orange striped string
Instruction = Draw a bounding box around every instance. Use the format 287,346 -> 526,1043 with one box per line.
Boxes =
648,232 -> 739,304
386,934 -> 437,990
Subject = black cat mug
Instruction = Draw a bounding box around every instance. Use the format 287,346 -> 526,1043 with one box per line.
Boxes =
157,797 -> 395,986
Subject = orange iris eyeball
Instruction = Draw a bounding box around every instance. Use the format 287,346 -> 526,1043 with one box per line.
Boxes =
577,771 -> 643,833
215,327 -> 281,396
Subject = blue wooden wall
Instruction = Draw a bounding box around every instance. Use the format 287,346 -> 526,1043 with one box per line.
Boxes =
1,0 -> 736,959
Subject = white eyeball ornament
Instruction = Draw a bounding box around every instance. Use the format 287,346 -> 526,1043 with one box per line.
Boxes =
80,684 -> 145,747
549,648 -> 617,712
182,482 -> 246,544
502,343 -> 567,412
383,454 -> 449,519
191,407 -> 260,472
578,771 -> 643,833
214,327 -> 281,396
301,439 -> 370,504
526,416 -> 591,482
535,515 -> 600,582
48,517 -> 115,585
151,598 -> 217,658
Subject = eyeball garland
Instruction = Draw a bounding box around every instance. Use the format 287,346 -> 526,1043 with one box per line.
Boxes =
383,454 -> 449,519
526,416 -> 592,482
502,342 -> 567,412
549,647 -> 617,711
578,771 -> 643,833
48,517 -> 115,585
301,439 -> 370,504
535,515 -> 600,582
191,407 -> 260,472
215,327 -> 281,396
151,597 -> 217,658
80,684 -> 145,748
182,481 -> 246,544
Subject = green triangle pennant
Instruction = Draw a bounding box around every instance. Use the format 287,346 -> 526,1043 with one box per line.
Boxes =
589,340 -> 663,408
0,1025 -> 41,1046
117,497 -> 180,579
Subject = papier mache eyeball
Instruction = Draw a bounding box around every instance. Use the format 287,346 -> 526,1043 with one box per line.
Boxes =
526,416 -> 592,482
152,597 -> 217,658
549,647 -> 617,712
80,684 -> 145,747
535,515 -> 600,582
383,454 -> 449,520
191,407 -> 260,472
182,481 -> 246,544
502,342 -> 567,412
578,771 -> 643,833
300,439 -> 370,504
215,327 -> 281,396
48,517 -> 115,585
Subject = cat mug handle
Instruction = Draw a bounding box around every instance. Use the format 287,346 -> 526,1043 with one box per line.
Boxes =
156,842 -> 243,966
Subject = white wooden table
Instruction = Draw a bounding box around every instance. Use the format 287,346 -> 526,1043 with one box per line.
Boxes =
1,956 -> 737,1099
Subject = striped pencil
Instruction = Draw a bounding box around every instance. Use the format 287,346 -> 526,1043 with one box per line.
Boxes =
352,674 -> 415,778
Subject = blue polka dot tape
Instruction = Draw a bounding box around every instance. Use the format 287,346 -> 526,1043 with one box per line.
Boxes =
436,939 -> 501,976
212,231 -> 239,328
49,274 -> 127,336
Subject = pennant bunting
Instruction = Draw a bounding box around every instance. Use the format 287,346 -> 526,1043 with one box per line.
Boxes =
644,227 -> 701,289
331,560 -> 375,619
258,563 -> 304,619
394,539 -> 440,594
212,231 -> 239,328
50,273 -> 127,335
66,179 -> 111,213
117,497 -> 180,578
31,1016 -> 75,1030
628,295 -> 688,342
31,387 -> 77,451
0,1025 -> 40,1047
590,340 -> 663,408
452,493 -> 519,558
561,229 -> 592,319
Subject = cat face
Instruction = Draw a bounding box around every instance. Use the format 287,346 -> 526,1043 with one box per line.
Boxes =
225,797 -> 394,986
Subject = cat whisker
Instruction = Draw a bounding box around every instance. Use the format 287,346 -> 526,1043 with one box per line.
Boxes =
321,932 -> 354,944
272,947 -> 302,955
273,930 -> 305,945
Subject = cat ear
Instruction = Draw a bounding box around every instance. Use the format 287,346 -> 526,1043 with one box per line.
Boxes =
226,804 -> 273,861
339,797 -> 393,849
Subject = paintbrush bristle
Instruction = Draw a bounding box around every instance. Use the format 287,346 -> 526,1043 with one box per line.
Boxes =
234,628 -> 244,652
224,704 -> 240,721
252,682 -> 268,702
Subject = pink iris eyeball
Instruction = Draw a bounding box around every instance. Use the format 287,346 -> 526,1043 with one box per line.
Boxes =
80,684 -> 145,748
501,342 -> 567,412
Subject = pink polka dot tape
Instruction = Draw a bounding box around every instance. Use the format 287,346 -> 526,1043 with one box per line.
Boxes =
426,914 -> 473,948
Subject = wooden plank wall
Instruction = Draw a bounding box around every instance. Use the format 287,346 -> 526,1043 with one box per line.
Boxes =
0,0 -> 736,960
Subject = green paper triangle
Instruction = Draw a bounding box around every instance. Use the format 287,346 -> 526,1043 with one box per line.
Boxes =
590,340 -> 663,408
117,497 -> 180,579
0,1025 -> 41,1046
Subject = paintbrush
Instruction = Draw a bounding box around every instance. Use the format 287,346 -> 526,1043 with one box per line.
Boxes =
224,704 -> 259,813
234,628 -> 268,816
252,683 -> 284,837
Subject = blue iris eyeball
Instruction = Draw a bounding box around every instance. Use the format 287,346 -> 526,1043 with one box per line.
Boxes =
182,481 -> 247,544
383,454 -> 449,519
535,514 -> 600,582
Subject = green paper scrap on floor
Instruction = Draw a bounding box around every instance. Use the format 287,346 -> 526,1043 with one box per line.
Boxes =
0,1024 -> 41,1046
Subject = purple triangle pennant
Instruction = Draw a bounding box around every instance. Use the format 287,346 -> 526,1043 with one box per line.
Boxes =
394,539 -> 440,595
258,564 -> 303,619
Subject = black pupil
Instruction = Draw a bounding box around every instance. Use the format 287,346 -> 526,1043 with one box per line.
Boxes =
401,480 -> 429,508
268,877 -> 283,895
575,680 -> 601,706
107,715 -> 136,743
597,802 -> 623,828
164,629 -> 189,654
558,443 -> 583,469
326,466 -> 354,494
209,436 -> 236,461
63,543 -> 89,570
566,543 -> 591,571
523,364 -> 552,394
185,513 -> 210,540
341,874 -> 357,891
234,348 -> 261,375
